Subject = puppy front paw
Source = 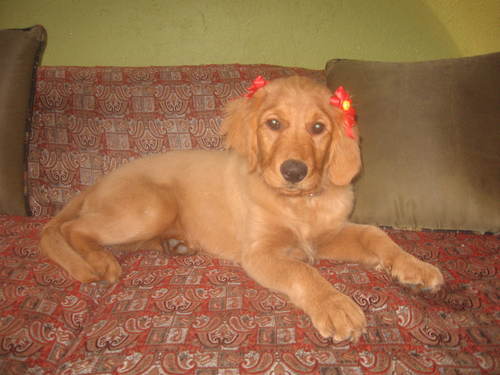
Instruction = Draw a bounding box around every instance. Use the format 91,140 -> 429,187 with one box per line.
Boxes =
307,292 -> 366,342
391,254 -> 444,292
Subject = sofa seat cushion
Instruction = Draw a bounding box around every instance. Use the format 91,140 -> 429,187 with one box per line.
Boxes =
326,53 -> 500,233
29,229 -> 499,375
0,215 -> 498,373
28,64 -> 324,216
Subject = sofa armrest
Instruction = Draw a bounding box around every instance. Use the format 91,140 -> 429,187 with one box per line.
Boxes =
0,25 -> 46,216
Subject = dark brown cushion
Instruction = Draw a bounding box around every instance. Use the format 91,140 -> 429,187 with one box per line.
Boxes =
326,53 -> 500,233
0,25 -> 46,215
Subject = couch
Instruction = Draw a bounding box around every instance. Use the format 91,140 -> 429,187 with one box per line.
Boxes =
0,26 -> 498,375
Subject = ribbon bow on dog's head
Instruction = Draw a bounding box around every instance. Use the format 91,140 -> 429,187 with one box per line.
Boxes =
244,76 -> 268,98
330,86 -> 356,139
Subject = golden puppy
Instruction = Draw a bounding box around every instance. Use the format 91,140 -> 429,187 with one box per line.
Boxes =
41,76 -> 443,342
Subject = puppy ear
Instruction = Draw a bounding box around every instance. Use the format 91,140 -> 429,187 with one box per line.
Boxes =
327,127 -> 361,186
220,97 -> 258,171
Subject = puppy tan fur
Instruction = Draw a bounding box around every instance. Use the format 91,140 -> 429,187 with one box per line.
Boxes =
40,76 -> 443,342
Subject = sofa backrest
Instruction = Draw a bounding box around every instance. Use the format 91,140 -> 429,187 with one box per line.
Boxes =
27,64 -> 323,216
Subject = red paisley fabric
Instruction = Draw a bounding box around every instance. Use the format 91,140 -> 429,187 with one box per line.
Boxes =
0,215 -> 498,374
0,65 -> 498,374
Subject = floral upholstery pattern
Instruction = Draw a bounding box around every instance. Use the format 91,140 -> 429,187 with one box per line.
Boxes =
0,65 -> 497,374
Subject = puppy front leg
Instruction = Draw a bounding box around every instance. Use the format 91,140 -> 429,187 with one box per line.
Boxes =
242,244 -> 366,342
316,223 -> 444,291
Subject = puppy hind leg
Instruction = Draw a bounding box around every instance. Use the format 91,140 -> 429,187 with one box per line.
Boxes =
40,225 -> 100,283
61,217 -> 123,283
161,238 -> 197,256
60,195 -> 180,283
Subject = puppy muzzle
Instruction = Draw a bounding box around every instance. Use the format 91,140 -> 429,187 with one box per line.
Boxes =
280,159 -> 308,184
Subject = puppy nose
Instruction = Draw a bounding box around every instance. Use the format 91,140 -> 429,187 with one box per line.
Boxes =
280,159 -> 308,183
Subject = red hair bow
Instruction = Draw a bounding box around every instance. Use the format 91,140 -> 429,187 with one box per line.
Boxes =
245,76 -> 268,98
330,86 -> 356,139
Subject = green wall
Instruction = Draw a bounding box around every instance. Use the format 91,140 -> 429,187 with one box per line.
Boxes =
422,0 -> 500,57
0,0 -> 498,68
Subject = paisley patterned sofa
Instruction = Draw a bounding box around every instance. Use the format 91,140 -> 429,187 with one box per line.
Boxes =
0,63 -> 498,375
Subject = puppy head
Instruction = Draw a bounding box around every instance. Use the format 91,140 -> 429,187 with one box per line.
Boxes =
221,76 -> 361,195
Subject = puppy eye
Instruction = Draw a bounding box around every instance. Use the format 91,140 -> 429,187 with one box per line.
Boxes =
266,119 -> 281,131
310,122 -> 325,135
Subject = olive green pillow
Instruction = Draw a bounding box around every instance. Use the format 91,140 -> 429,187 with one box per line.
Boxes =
326,53 -> 500,233
0,25 -> 46,215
